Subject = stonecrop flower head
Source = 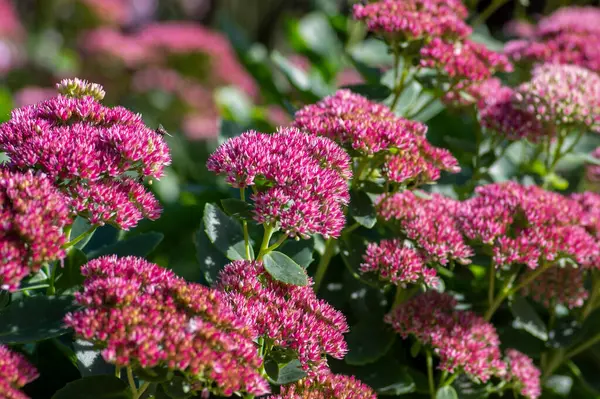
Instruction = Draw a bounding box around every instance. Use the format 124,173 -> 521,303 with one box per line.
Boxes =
521,267 -> 588,309
504,350 -> 541,399
0,345 -> 38,399
513,64 -> 600,133
457,182 -> 599,269
571,191 -> 600,266
385,291 -> 506,382
0,169 -> 70,291
377,191 -> 473,265
353,0 -> 471,43
267,374 -> 376,399
217,260 -> 348,375
361,239 -> 437,287
0,79 -> 170,230
65,256 -> 268,397
585,148 -> 600,183
293,90 -> 459,187
207,128 -> 351,239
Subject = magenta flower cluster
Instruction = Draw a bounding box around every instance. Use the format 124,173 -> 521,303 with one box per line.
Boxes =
385,291 -> 507,382
457,182 -> 599,269
267,374 -> 376,399
0,79 -> 170,230
377,191 -> 473,265
207,128 -> 351,238
65,256 -> 269,397
217,260 -> 348,375
505,349 -> 542,399
293,90 -> 460,186
0,345 -> 38,399
521,267 -> 588,309
0,169 -> 70,291
586,147 -> 600,183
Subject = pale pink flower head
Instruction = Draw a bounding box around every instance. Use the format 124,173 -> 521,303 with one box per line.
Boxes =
521,267 -> 588,309
513,64 -> 600,133
537,6 -> 600,37
0,80 -> 170,230
443,77 -> 504,108
0,345 -> 38,399
293,90 -> 459,187
571,191 -> 600,266
377,191 -> 473,265
207,128 -> 351,238
361,239 -> 437,287
353,0 -> 471,43
267,374 -> 377,399
65,256 -> 269,397
0,169 -> 71,291
504,350 -> 541,399
385,291 -> 506,382
218,260 -> 349,375
56,78 -> 106,101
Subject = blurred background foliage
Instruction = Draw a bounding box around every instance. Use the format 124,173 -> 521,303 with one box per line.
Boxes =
2,0 -> 600,397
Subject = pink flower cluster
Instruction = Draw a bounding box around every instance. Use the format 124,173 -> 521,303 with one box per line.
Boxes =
572,191 -> 600,266
420,38 -> 513,86
513,64 -> 600,133
218,260 -> 348,375
585,148 -> 600,183
505,7 -> 600,73
353,0 -> 471,42
0,345 -> 38,399
65,256 -> 269,397
457,182 -> 599,269
361,239 -> 437,287
0,79 -> 170,230
207,128 -> 351,238
377,191 -> 473,265
521,267 -> 588,309
293,90 -> 459,186
0,169 -> 70,291
267,374 -> 376,399
385,291 -> 506,381
0,0 -> 24,76
505,349 -> 542,399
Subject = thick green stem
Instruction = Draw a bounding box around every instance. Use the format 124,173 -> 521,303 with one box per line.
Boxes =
256,225 -> 275,261
581,273 -> 600,321
426,350 -> 436,399
313,238 -> 336,293
115,366 -> 121,378
241,188 -> 251,260
487,262 -> 495,308
63,226 -> 97,249
136,382 -> 150,399
264,234 -> 288,254
472,0 -> 510,27
127,367 -> 138,397
441,373 -> 458,388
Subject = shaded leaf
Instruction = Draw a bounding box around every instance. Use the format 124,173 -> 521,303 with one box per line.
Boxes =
264,358 -> 279,382
280,237 -> 315,268
350,189 -> 377,229
87,232 -> 163,259
343,84 -> 392,101
221,198 -> 254,220
55,249 -> 87,294
263,251 -> 309,286
345,318 -> 396,365
73,339 -> 114,377
510,295 -> 548,341
194,220 -> 230,286
51,375 -> 131,399
274,360 -> 307,385
203,203 -> 252,261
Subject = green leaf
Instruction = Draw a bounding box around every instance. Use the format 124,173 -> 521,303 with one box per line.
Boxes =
264,358 -> 280,382
263,251 -> 309,286
546,173 -> 569,190
510,295 -> 549,341
280,237 -> 315,268
345,318 -> 396,365
161,376 -> 194,398
134,366 -> 173,382
548,317 -> 582,349
0,296 -> 76,344
339,234 -> 381,288
410,341 -> 421,358
343,84 -> 392,101
73,340 -> 114,377
436,386 -> 459,399
220,198 -> 254,220
55,248 -> 87,293
0,87 -> 14,122
70,217 -> 95,250
274,359 -> 307,385
52,375 -> 131,399
337,353 -> 415,395
203,203 -> 253,261
87,232 -> 163,259
194,220 -> 231,286
349,189 -> 377,229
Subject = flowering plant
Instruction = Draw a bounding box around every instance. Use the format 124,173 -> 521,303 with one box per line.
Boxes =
1,1 -> 600,399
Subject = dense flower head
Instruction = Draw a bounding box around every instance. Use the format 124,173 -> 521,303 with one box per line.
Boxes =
0,345 -> 39,399
420,38 -> 512,85
572,192 -> 600,239
353,0 -> 471,42
385,291 -> 506,381
521,267 -> 588,309
377,191 -> 473,265
361,239 -> 436,287
478,84 -> 548,142
217,260 -> 348,375
65,256 -> 268,397
293,90 -> 459,186
267,374 -> 376,399
536,6 -> 600,37
0,81 -> 170,230
504,350 -> 541,399
586,148 -> 600,183
457,182 -> 599,269
0,169 -> 70,291
513,64 -> 600,133
207,128 -> 351,238
443,77 -> 504,108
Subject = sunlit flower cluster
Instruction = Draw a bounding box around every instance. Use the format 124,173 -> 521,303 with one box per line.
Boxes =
218,260 -> 348,375
0,169 -> 70,291
65,256 -> 269,397
505,349 -> 542,399
0,345 -> 38,399
0,79 -> 170,230
267,374 -> 376,399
